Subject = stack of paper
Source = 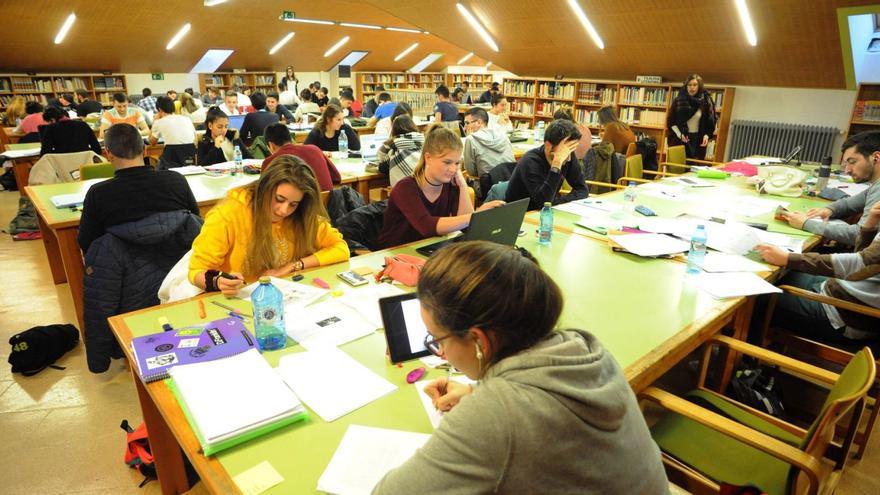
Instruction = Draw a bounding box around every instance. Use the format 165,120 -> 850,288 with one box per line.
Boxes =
168,165 -> 206,176
664,176 -> 716,187
693,252 -> 769,273
168,349 -> 308,455
733,197 -> 790,217
317,425 -> 430,495
692,272 -> 782,299
285,299 -> 375,350
555,198 -> 623,217
608,233 -> 690,257
337,283 -> 406,329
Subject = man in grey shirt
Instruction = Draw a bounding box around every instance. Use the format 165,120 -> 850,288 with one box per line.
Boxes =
781,131 -> 880,247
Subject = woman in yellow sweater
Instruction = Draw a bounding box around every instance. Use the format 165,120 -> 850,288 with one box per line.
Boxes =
188,155 -> 349,295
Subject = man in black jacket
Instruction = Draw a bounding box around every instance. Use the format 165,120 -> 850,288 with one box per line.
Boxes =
74,89 -> 104,117
239,92 -> 279,146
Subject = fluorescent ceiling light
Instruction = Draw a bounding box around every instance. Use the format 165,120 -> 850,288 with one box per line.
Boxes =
456,3 -> 499,52
166,23 -> 191,50
204,0 -> 227,6
334,50 -> 370,68
485,61 -> 492,68
394,42 -> 419,62
189,49 -> 234,73
386,26 -> 421,33
567,0 -> 604,49
283,17 -> 335,25
340,22 -> 381,30
457,52 -> 474,64
734,0 -> 758,46
269,32 -> 295,55
54,13 -> 76,44
409,52 -> 443,72
324,36 -> 350,57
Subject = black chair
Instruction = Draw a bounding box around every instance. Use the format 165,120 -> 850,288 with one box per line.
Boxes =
158,143 -> 197,171
478,161 -> 517,201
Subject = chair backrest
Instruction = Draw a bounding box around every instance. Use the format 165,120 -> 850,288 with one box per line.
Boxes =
625,154 -> 643,179
320,190 -> 330,208
79,162 -> 114,180
624,142 -> 637,158
667,145 -> 687,166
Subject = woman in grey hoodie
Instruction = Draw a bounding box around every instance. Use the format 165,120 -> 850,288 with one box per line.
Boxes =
373,241 -> 668,495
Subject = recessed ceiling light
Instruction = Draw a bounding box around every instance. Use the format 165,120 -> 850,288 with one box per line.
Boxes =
567,0 -> 604,49
734,0 -> 758,46
485,61 -> 492,68
394,42 -> 419,62
283,17 -> 335,26
166,23 -> 191,50
54,13 -> 76,44
340,22 -> 381,30
386,27 -> 421,33
203,0 -> 227,6
269,32 -> 295,55
324,36 -> 350,57
457,52 -> 474,64
456,3 -> 499,52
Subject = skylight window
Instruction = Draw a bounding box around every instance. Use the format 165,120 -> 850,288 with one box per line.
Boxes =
189,49 -> 234,73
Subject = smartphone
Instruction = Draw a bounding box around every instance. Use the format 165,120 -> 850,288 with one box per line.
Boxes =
337,270 -> 368,287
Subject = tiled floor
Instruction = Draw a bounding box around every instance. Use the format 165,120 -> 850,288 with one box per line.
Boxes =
0,184 -> 877,494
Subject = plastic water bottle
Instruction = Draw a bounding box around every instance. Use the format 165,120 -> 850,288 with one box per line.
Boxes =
338,132 -> 349,154
686,225 -> 708,275
534,120 -> 546,142
233,145 -> 242,176
251,277 -> 287,351
623,181 -> 638,211
539,202 -> 553,245
815,156 -> 831,193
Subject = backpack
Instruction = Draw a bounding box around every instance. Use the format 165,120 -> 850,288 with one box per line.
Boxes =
8,196 -> 39,235
8,324 -> 79,376
121,420 -> 156,487
728,365 -> 786,419
635,137 -> 658,172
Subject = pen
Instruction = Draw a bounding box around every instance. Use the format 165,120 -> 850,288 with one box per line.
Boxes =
197,299 -> 206,319
227,311 -> 249,321
211,300 -> 253,318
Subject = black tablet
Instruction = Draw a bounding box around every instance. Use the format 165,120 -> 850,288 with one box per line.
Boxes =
379,293 -> 432,363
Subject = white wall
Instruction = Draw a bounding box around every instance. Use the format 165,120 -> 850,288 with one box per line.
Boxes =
124,73 -> 201,95
848,14 -> 880,84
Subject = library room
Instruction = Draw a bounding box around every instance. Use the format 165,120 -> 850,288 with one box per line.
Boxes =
1,1 -> 880,494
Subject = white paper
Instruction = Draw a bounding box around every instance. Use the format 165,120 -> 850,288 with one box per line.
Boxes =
419,355 -> 448,368
554,198 -> 622,217
1,147 -> 40,158
664,176 -> 716,187
694,252 -> 769,273
337,283 -> 406,329
204,158 -> 262,172
574,217 -> 622,234
636,217 -> 699,236
637,182 -> 687,200
413,377 -> 477,429
239,277 -> 327,308
692,272 -> 782,299
285,300 -> 375,350
702,222 -> 763,256
277,349 -> 397,422
317,425 -> 430,495
169,165 -> 207,176
50,192 -> 88,208
741,156 -> 782,165
732,197 -> 790,218
756,230 -> 804,254
826,179 -> 870,197
608,233 -> 690,257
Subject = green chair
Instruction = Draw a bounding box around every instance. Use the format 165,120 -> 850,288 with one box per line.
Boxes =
641,335 -> 875,495
660,144 -> 723,176
79,162 -> 114,180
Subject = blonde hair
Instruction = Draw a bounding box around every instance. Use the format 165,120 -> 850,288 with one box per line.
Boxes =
240,155 -> 327,278
179,92 -> 198,113
413,124 -> 463,187
3,96 -> 26,126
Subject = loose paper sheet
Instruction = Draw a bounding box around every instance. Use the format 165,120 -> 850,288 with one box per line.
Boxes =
284,300 -> 375,350
608,233 -> 690,257
694,252 -> 769,273
692,272 -> 782,299
233,461 -> 284,495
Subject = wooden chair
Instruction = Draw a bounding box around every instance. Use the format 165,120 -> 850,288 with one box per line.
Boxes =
660,144 -> 723,176
641,335 -> 875,495
624,142 -> 638,158
616,153 -> 665,186
79,162 -> 114,180
320,190 -> 330,208
759,285 -> 880,460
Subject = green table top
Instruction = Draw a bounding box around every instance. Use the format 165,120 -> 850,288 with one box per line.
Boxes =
6,142 -> 40,150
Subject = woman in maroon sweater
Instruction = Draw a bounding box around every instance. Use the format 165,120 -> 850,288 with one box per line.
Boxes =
378,125 -> 504,248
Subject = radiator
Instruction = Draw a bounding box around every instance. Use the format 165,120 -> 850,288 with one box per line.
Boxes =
728,120 -> 838,162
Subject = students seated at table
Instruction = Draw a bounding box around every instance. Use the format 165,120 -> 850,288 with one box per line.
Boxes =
315,87 -> 330,109
458,80 -> 474,105
239,93 -> 280,146
596,105 -> 635,154
234,86 -> 252,109
433,85 -> 459,124
451,87 -> 464,104
372,241 -> 668,494
361,85 -> 386,118
378,125 -> 504,248
99,93 -> 150,139
188,155 -> 349,294
202,87 -> 222,107
179,92 -> 208,125
263,123 -> 340,192
375,101 -> 412,136
505,119 -> 588,210
266,91 -> 294,123
166,89 -> 178,101
487,93 -> 513,132
78,123 -> 199,254
754,201 -> 880,344
137,88 -> 158,114
779,131 -> 880,247
376,115 -> 424,187
14,101 -> 46,137
218,91 -> 240,116
196,107 -> 251,166
149,96 -> 196,145
39,106 -> 102,156
304,105 -> 361,152
294,89 -> 321,123
73,89 -> 104,117
552,108 -> 594,162
2,96 -> 25,127
368,93 -> 397,128
462,107 -> 514,180
47,93 -> 74,112
340,91 -> 361,118
477,82 -> 500,104
667,73 -> 716,160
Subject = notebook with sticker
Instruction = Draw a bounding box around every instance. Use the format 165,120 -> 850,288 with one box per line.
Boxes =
131,316 -> 256,383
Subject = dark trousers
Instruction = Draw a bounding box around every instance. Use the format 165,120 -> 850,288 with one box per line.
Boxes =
686,133 -> 708,160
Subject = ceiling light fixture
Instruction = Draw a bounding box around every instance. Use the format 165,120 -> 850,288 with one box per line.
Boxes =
269,32 -> 295,55
485,61 -> 492,68
54,13 -> 76,44
457,52 -> 474,64
394,42 -> 419,62
204,0 -> 227,6
567,0 -> 604,49
340,22 -> 381,30
734,0 -> 758,46
456,3 -> 499,52
284,17 -> 335,26
166,23 -> 192,50
324,36 -> 350,57
386,27 -> 422,33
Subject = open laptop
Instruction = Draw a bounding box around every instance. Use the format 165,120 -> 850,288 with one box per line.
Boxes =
227,114 -> 246,131
415,198 -> 530,257
360,134 -> 386,162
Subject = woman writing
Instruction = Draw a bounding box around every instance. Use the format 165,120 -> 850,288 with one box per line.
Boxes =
378,125 -> 504,248
667,73 -> 717,159
188,155 -> 349,295
196,107 -> 251,165
372,241 -> 668,493
304,104 -> 361,153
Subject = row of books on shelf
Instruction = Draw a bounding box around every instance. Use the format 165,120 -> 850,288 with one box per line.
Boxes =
255,75 -> 275,85
854,101 -> 880,122
535,100 -> 571,117
509,100 -> 535,117
619,86 -> 667,106
93,77 -> 125,90
504,81 -> 535,98
574,108 -> 601,126
53,77 -> 89,91
8,77 -> 54,92
204,75 -> 224,86
362,74 -> 409,83
708,90 -> 725,109
576,84 -> 616,105
537,82 -> 575,100
231,75 -> 248,86
619,107 -> 666,126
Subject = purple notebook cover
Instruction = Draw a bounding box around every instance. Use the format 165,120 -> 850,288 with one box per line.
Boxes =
131,317 -> 255,382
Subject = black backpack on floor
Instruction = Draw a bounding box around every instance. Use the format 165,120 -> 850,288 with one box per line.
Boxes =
8,324 -> 79,376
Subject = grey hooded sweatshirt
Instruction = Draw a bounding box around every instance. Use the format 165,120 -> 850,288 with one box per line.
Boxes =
373,329 -> 669,495
463,127 -> 516,178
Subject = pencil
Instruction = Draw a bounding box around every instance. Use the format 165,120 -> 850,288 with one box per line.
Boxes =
197,299 -> 206,319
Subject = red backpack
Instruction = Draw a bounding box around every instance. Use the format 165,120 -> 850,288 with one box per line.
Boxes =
121,420 -> 156,487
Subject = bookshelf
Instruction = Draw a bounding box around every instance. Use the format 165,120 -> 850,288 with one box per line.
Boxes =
197,72 -> 277,96
0,73 -> 127,110
355,72 -> 445,101
446,73 -> 494,92
845,83 -> 880,140
501,77 -> 736,160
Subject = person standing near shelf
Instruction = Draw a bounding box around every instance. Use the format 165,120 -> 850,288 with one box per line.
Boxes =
597,105 -> 635,154
667,73 -> 716,160
281,66 -> 299,96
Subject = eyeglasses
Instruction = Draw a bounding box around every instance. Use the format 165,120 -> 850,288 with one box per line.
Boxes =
423,333 -> 453,356
463,119 -> 477,126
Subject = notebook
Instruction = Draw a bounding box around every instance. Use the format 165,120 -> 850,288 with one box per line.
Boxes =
168,348 -> 308,455
131,316 -> 256,382
50,192 -> 88,208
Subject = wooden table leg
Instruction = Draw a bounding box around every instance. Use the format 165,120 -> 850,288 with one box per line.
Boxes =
715,297 -> 756,393
12,158 -> 34,197
36,215 -> 67,284
357,179 -> 371,204
134,375 -> 191,495
55,228 -> 85,330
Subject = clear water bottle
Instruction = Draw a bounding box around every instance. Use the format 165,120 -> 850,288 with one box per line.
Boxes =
623,181 -> 638,211
534,120 -> 546,142
338,131 -> 349,154
539,202 -> 553,245
686,225 -> 708,275
233,145 -> 242,176
251,276 -> 287,351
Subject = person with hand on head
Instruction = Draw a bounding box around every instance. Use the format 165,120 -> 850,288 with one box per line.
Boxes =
367,92 -> 397,129
477,82 -> 500,104
188,155 -> 349,296
505,118 -> 588,210
373,241 -> 668,494
780,131 -> 880,248
196,107 -> 251,166
754,200 -> 880,344
179,91 -> 208,125
361,85 -> 386,119
378,125 -> 505,248
304,104 -> 361,153
667,73 -> 716,160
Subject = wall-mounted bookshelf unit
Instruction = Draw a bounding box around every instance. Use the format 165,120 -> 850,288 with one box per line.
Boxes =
446,73 -> 494,92
197,72 -> 277,96
0,73 -> 127,110
845,83 -> 880,141
355,72 -> 444,101
501,77 -> 736,160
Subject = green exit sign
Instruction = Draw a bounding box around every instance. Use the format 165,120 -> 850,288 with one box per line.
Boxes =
151,73 -> 164,81
282,10 -> 294,20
